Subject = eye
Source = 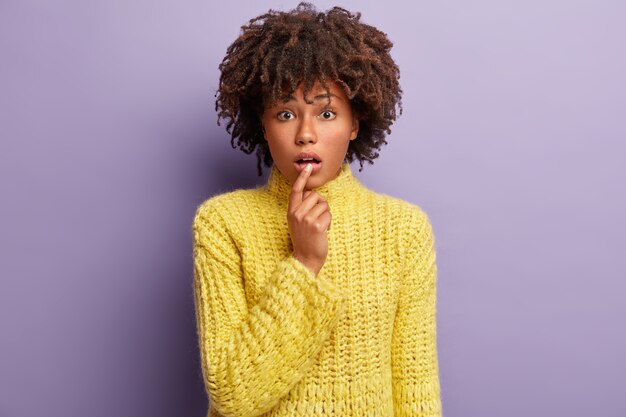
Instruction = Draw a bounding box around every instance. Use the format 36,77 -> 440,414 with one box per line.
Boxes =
320,110 -> 336,120
277,111 -> 294,121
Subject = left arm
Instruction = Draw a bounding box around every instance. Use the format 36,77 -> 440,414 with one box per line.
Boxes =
392,208 -> 443,417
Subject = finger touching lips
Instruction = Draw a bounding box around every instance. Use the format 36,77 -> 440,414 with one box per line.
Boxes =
289,163 -> 312,206
294,160 -> 321,174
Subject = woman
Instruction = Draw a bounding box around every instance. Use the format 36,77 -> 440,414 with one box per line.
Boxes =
192,3 -> 443,416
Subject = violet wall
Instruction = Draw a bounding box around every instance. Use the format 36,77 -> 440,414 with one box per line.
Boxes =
1,1 -> 625,416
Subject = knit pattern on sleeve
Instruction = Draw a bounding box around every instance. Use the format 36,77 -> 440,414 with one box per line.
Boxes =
192,162 -> 443,417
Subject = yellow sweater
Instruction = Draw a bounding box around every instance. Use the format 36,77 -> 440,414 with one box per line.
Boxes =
192,162 -> 442,417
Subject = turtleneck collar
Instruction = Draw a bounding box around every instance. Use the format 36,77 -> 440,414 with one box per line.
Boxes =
265,162 -> 362,204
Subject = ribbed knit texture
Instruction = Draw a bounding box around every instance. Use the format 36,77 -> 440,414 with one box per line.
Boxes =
192,162 -> 442,417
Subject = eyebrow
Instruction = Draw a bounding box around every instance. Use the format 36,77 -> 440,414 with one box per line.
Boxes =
280,92 -> 342,103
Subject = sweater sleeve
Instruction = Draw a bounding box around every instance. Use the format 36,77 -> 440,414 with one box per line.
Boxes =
192,202 -> 348,417
392,208 -> 443,417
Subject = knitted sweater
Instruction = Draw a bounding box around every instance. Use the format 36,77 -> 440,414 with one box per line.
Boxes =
192,162 -> 442,417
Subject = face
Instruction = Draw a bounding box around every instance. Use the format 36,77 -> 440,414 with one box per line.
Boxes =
261,80 -> 359,190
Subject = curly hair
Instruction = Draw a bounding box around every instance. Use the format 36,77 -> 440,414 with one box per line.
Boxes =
215,2 -> 402,176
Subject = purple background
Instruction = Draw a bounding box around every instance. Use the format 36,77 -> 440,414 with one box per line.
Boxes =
1,1 -> 625,416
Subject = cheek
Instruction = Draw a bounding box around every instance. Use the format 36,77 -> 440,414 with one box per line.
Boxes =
265,121 -> 295,139
319,121 -> 354,142
263,125 -> 281,143
264,128 -> 294,156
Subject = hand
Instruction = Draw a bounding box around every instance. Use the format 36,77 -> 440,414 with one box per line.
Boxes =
287,163 -> 331,276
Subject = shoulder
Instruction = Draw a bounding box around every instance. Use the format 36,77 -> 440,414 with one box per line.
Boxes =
371,191 -> 432,227
192,188 -> 266,257
193,188 -> 264,231
371,192 -> 436,250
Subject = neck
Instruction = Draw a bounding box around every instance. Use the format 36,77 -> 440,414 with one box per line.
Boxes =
265,162 -> 361,204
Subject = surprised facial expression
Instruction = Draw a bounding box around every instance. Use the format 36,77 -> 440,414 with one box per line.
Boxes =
261,80 -> 359,190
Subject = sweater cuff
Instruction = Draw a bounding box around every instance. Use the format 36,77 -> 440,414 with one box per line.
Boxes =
275,254 -> 348,310
393,379 -> 442,417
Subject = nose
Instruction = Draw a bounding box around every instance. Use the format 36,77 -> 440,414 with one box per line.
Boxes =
295,115 -> 317,144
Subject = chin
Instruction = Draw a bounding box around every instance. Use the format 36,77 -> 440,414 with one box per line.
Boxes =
313,177 -> 331,189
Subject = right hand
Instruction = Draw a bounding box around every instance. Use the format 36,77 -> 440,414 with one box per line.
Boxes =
288,163 -> 332,276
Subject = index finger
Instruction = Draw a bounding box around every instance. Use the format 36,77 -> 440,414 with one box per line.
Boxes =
289,163 -> 313,207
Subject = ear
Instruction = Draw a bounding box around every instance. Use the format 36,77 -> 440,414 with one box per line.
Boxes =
350,116 -> 359,141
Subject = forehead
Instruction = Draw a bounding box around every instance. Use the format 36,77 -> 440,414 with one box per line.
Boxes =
276,79 -> 348,103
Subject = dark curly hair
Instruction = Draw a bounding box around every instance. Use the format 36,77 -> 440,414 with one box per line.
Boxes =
215,2 -> 402,176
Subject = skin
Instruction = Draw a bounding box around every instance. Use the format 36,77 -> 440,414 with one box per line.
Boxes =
261,80 -> 359,276
288,165 -> 328,275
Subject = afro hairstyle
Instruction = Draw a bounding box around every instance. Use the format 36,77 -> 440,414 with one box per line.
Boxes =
215,2 -> 402,176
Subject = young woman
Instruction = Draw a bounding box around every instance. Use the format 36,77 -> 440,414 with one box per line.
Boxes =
192,3 -> 443,416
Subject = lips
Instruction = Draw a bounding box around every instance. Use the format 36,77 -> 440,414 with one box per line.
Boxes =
294,152 -> 321,162
293,156 -> 322,175
293,161 -> 322,175
293,151 -> 322,173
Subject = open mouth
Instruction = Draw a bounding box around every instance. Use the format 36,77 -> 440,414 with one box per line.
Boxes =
295,158 -> 321,165
294,158 -> 322,173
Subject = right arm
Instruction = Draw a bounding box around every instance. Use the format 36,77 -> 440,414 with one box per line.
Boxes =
192,202 -> 347,417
